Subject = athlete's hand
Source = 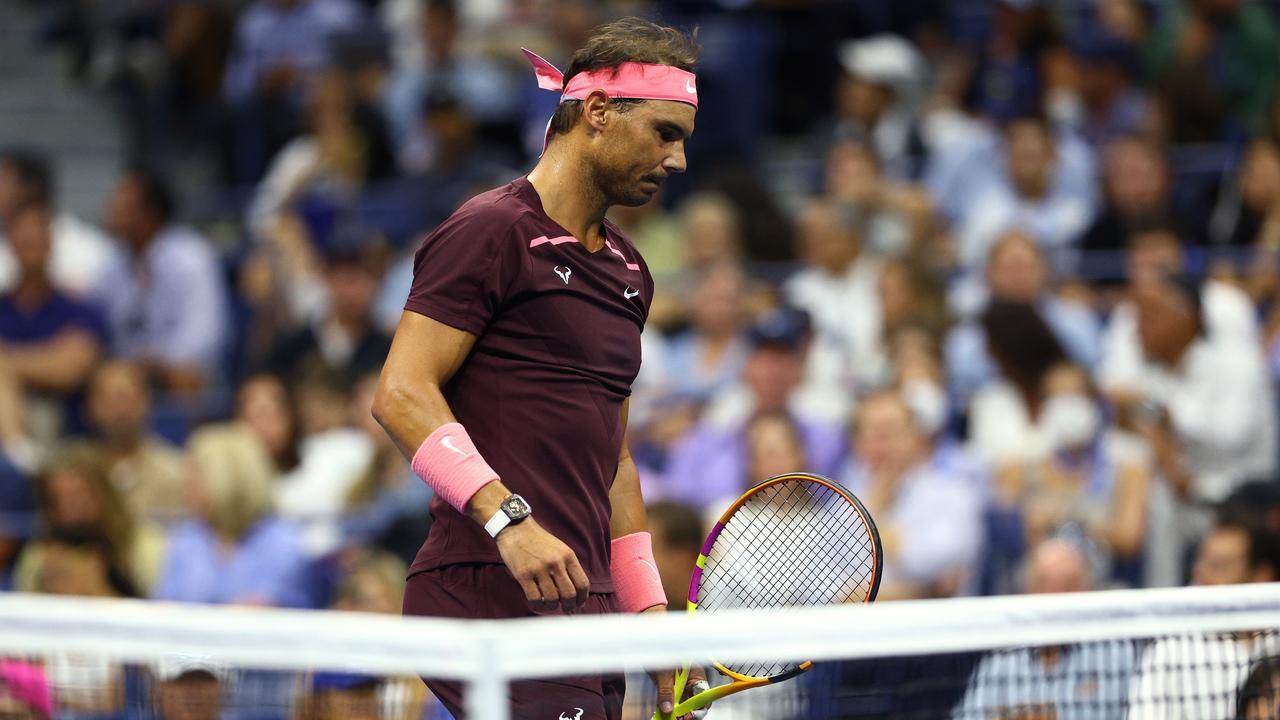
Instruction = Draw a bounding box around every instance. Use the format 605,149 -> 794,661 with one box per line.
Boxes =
648,605 -> 710,720
496,518 -> 590,612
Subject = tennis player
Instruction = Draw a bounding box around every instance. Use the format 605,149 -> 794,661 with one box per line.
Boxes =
372,17 -> 701,720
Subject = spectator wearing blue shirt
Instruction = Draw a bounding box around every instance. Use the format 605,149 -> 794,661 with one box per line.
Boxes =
153,424 -> 312,608
0,199 -> 108,467
96,167 -> 229,396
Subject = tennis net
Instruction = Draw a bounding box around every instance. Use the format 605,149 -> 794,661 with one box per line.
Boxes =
2,585 -> 1279,719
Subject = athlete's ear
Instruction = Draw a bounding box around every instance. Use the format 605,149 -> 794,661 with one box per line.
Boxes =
582,90 -> 611,134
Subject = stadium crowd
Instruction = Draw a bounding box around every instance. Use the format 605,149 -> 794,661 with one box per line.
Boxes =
4,0 -> 1280,717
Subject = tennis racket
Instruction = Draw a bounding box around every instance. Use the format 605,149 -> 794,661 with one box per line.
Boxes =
652,472 -> 882,720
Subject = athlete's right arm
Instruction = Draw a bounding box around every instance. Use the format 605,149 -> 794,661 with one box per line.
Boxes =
372,310 -> 590,612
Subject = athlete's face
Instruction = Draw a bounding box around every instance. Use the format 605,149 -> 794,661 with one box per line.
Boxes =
593,99 -> 694,207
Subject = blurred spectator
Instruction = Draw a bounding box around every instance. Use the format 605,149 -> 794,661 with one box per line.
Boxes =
221,0 -> 366,182
235,374 -> 373,557
954,116 -> 1097,272
783,198 -> 885,419
1056,30 -> 1151,149
97,167 -> 230,395
822,140 -> 936,259
329,549 -> 406,615
877,260 -> 948,342
1128,516 -> 1280,719
0,660 -> 52,720
646,501 -> 703,611
382,0 -> 519,174
1144,0 -> 1280,141
29,527 -> 136,715
957,537 -> 1139,718
247,72 -> 390,246
1210,138 -> 1280,248
828,35 -> 927,179
1081,134 -> 1189,257
0,198 -> 108,451
153,424 -> 311,607
1111,275 -> 1275,504
0,150 -> 117,297
844,391 -> 981,599
1238,655 -> 1280,720
658,262 -> 750,406
297,673 -> 381,720
15,451 -> 166,595
151,655 -> 225,720
965,0 -> 1058,122
339,373 -> 429,565
263,230 -> 392,396
646,192 -> 746,332
661,308 -> 844,510
64,361 -> 186,523
947,231 -> 1100,406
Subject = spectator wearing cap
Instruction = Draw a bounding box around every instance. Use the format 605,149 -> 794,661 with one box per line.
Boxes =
842,391 -> 982,600
0,198 -> 108,460
95,167 -> 230,395
828,34 -> 927,180
151,655 -> 225,720
658,307 -> 845,512
0,149 -> 117,297
782,198 -> 885,422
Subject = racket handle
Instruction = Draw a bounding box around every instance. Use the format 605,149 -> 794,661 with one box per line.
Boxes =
653,676 -> 771,719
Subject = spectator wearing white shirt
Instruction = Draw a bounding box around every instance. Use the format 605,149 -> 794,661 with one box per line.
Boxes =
954,116 -> 1096,273
1127,516 -> 1280,720
0,150 -> 117,297
955,536 -> 1139,720
783,198 -> 884,422
96,168 -> 230,395
844,392 -> 982,600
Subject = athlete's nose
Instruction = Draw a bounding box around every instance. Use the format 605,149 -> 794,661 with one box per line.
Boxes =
663,142 -> 687,174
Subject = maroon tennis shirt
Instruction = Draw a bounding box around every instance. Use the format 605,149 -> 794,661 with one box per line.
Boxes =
403,176 -> 653,592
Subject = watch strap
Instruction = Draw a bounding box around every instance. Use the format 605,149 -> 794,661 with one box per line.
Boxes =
484,507 -> 512,538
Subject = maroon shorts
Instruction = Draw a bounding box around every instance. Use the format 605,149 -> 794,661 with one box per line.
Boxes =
403,562 -> 625,720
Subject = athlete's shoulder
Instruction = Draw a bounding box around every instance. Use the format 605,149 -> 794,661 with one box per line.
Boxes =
428,178 -> 544,246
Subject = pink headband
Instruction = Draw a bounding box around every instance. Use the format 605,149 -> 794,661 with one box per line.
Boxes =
522,48 -> 698,108
0,661 -> 52,718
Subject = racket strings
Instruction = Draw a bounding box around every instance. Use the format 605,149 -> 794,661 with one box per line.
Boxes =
696,480 -> 878,679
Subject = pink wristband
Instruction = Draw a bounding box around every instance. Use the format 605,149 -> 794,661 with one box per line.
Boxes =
411,423 -> 500,513
611,531 -> 667,613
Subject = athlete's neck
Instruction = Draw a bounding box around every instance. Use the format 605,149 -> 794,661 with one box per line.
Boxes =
527,144 -> 609,252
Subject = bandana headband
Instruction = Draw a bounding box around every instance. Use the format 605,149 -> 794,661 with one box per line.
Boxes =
522,48 -> 699,108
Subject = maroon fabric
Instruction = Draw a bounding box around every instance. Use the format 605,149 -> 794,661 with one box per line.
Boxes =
404,564 -> 625,720
404,177 -> 653,591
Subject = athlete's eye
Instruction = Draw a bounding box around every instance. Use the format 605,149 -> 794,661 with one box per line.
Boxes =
656,125 -> 681,143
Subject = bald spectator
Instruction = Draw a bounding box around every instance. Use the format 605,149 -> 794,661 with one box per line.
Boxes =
96,167 -> 229,394
0,149 -> 116,296
843,392 -> 981,599
955,537 -> 1139,719
65,362 -> 186,523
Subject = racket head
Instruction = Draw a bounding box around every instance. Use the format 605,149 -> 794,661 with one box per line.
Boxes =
685,472 -> 882,683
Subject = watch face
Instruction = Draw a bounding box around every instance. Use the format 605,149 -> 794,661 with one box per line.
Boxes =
503,495 -> 531,519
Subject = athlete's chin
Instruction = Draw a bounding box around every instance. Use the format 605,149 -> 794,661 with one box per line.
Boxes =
612,189 -> 657,207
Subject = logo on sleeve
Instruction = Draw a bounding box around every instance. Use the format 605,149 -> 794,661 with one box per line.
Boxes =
559,709 -> 584,720
623,286 -> 640,299
554,266 -> 572,284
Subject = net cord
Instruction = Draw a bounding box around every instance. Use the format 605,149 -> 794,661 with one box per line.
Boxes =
2,585 -> 1280,719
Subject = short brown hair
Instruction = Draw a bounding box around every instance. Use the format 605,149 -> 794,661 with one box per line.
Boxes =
547,17 -> 700,138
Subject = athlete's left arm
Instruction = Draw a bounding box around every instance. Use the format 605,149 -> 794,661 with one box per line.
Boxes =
608,397 -> 647,538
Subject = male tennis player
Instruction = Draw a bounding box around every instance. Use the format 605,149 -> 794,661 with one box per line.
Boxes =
372,17 -> 702,720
